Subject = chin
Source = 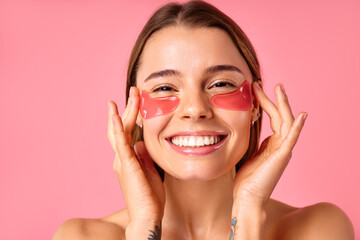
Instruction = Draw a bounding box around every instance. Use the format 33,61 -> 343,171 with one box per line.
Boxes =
164,164 -> 232,181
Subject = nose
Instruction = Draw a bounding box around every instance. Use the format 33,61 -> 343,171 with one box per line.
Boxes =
178,90 -> 213,121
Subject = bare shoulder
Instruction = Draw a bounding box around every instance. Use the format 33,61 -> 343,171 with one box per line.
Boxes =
100,207 -> 130,229
52,213 -> 126,240
265,199 -> 354,240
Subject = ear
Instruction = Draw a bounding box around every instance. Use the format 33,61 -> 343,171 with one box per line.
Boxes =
136,112 -> 143,128
251,85 -> 260,123
251,103 -> 260,123
134,86 -> 144,128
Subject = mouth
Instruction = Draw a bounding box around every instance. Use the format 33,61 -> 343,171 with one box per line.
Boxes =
165,131 -> 228,156
169,135 -> 227,147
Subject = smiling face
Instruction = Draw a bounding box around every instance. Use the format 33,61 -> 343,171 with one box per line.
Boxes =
136,26 -> 258,180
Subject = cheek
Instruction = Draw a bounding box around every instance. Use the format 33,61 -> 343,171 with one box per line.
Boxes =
220,110 -> 252,158
142,116 -> 169,141
223,110 -> 251,136
142,115 -> 170,158
211,81 -> 252,111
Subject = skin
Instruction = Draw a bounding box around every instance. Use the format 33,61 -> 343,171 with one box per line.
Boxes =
52,26 -> 354,240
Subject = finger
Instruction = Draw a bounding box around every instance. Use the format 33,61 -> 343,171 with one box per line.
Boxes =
120,88 -> 132,120
258,136 -> 271,155
118,88 -> 133,143
112,114 -> 145,194
275,84 -> 295,137
134,141 -> 160,179
134,141 -> 165,205
121,86 -> 138,122
113,153 -> 123,188
113,153 -> 136,214
113,153 -> 131,207
122,87 -> 140,143
108,88 -> 134,151
111,114 -> 134,164
280,112 -> 307,153
119,88 -> 133,142
107,101 -> 120,151
253,82 -> 282,135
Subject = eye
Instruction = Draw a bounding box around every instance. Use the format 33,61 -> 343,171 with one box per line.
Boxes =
152,85 -> 175,92
210,81 -> 236,88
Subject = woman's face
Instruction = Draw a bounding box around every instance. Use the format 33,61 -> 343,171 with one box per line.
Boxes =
136,26 -> 257,180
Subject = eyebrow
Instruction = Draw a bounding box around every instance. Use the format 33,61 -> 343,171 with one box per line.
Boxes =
144,69 -> 181,82
206,64 -> 243,75
143,64 -> 243,82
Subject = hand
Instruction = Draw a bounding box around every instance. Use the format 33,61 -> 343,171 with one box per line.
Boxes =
233,82 -> 307,208
107,87 -> 165,222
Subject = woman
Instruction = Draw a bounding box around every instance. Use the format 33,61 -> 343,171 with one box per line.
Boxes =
53,1 -> 354,239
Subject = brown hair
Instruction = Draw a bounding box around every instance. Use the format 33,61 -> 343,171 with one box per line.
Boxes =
126,0 -> 262,180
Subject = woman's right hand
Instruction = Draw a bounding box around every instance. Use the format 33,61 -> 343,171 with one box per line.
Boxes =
107,87 -> 165,228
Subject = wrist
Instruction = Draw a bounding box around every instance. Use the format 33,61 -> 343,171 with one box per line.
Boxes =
231,204 -> 267,240
126,219 -> 162,239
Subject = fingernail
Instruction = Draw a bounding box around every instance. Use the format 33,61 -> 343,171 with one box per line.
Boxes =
254,82 -> 261,89
280,84 -> 286,94
108,101 -> 111,110
302,113 -> 308,121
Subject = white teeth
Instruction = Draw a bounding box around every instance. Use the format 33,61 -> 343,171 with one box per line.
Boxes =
188,136 -> 195,146
204,137 -> 210,145
196,137 -> 204,146
170,135 -> 222,147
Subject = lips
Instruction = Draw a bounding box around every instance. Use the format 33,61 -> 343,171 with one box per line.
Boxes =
171,135 -> 222,147
165,131 -> 228,156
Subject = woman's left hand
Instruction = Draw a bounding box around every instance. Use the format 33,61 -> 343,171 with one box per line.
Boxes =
233,82 -> 307,210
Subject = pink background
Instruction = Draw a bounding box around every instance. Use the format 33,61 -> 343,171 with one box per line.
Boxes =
1,0 -> 359,239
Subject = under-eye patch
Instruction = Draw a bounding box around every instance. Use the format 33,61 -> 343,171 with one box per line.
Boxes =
139,90 -> 180,119
139,81 -> 252,119
210,80 -> 252,111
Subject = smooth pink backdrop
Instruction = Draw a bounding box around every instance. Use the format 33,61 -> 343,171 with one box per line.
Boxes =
1,0 -> 359,239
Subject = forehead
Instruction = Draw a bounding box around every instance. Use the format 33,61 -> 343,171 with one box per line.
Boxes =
136,26 -> 251,85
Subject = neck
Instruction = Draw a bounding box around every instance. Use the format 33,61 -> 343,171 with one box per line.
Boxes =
162,169 -> 235,238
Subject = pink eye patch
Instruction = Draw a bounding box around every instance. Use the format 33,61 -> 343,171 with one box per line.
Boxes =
139,81 -> 252,119
210,80 -> 252,111
139,90 -> 180,119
